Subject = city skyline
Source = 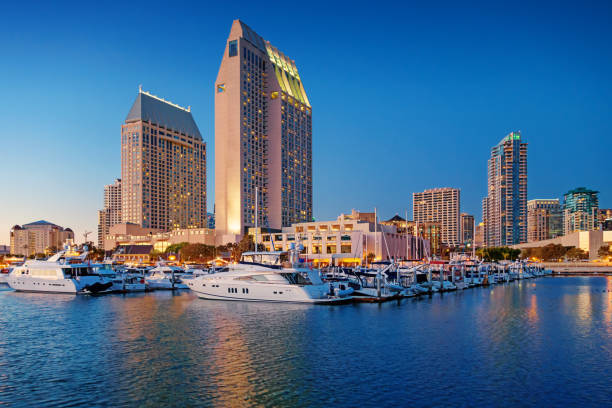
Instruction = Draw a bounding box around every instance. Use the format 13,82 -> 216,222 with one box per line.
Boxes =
2,2 -> 612,244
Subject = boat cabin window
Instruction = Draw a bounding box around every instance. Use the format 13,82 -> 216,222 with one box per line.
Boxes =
62,267 -> 96,277
280,272 -> 311,285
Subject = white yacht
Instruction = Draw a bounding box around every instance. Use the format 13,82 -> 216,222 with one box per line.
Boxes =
186,251 -> 352,304
145,264 -> 187,290
7,250 -> 113,294
110,272 -> 147,292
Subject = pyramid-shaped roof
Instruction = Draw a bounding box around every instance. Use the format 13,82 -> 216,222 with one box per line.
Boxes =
126,90 -> 202,140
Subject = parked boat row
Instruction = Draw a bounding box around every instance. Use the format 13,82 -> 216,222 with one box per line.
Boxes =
1,246 -> 552,303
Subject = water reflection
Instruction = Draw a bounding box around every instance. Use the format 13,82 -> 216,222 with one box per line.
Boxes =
1,278 -> 611,407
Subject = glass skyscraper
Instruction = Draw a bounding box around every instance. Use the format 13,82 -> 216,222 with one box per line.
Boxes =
483,131 -> 528,246
563,187 -> 599,233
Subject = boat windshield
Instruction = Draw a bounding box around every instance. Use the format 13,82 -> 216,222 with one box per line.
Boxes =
240,253 -> 288,267
279,272 -> 311,285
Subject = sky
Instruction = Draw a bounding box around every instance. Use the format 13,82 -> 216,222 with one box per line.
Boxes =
1,0 -> 611,245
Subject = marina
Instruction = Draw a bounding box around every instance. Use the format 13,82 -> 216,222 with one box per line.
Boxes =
0,276 -> 609,406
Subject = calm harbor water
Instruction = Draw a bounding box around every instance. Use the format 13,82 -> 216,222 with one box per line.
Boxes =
1,277 -> 611,407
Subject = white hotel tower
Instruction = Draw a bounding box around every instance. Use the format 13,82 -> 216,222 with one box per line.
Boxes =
215,20 -> 313,242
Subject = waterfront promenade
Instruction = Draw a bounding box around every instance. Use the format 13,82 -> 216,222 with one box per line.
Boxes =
542,262 -> 612,275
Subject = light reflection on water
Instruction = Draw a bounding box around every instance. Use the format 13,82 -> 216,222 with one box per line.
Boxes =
0,277 -> 610,407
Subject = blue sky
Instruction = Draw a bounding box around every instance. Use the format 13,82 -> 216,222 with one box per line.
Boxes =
1,1 -> 611,244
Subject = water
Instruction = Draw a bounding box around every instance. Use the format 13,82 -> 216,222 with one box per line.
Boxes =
0,277 -> 610,407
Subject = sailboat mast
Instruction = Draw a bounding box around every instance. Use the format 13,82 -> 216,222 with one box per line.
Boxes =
255,187 -> 259,251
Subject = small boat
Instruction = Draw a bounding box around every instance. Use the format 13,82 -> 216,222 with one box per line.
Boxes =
145,264 -> 188,290
111,273 -> 147,292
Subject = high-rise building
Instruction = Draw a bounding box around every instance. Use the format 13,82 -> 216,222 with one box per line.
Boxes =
215,20 -> 313,242
10,221 -> 74,256
527,199 -> 562,242
563,187 -> 599,234
413,187 -> 460,246
460,213 -> 474,245
597,209 -> 612,230
122,88 -> 206,230
474,222 -> 485,248
97,178 -> 122,247
483,131 -> 527,246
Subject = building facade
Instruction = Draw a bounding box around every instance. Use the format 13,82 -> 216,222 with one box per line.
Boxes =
597,209 -> 612,230
122,88 -> 206,231
527,199 -> 562,242
460,213 -> 475,246
97,178 -> 122,247
215,20 -> 312,242
413,187 -> 460,246
474,222 -> 485,248
254,210 -> 428,266
563,187 -> 599,234
483,131 -> 527,246
103,223 -> 215,252
10,221 -> 74,256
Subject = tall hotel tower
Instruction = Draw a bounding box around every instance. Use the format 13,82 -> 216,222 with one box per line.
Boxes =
122,88 -> 206,230
97,178 -> 122,247
215,20 -> 313,240
483,131 -> 527,246
413,188 -> 461,246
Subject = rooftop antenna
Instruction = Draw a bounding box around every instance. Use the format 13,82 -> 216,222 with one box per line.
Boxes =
138,84 -> 143,93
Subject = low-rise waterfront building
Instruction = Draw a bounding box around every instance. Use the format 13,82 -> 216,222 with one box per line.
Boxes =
103,223 -> 215,252
10,221 -> 74,256
527,199 -> 562,242
512,230 -> 612,261
380,216 -> 441,257
112,244 -> 154,264
253,210 -> 429,266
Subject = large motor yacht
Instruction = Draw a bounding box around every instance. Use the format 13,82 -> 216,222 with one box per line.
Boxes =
186,250 -> 352,304
7,249 -> 113,294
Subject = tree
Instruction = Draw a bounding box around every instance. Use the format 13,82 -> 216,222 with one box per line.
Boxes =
565,247 -> 588,261
180,244 -> 216,262
365,252 -> 375,265
231,235 -> 256,261
597,245 -> 612,259
165,242 -> 189,254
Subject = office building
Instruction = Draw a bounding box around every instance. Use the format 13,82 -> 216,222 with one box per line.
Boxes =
597,209 -> 612,230
460,213 -> 475,246
215,20 -> 312,242
10,221 -> 74,256
413,187 -> 460,246
474,222 -> 485,248
122,88 -> 206,231
97,178 -> 122,247
563,187 -> 599,234
527,199 -> 562,242
483,131 -> 527,246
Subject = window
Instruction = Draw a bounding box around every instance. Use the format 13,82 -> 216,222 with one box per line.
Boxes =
228,40 -> 238,57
